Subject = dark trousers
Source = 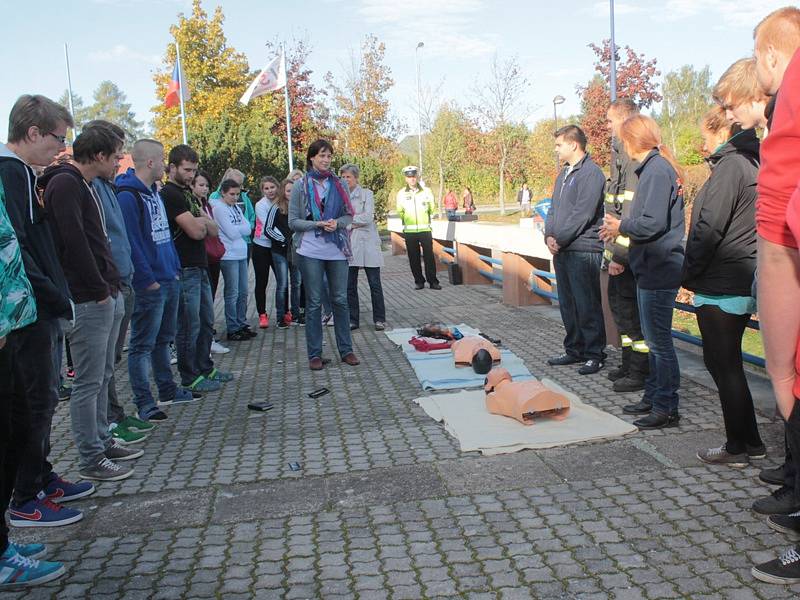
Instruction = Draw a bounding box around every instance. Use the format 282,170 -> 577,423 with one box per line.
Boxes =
208,261 -> 221,300
786,405 -> 800,500
553,251 -> 606,361
9,319 -> 60,507
252,243 -> 273,315
608,269 -> 649,380
695,305 -> 763,454
176,267 -> 216,386
638,288 -> 680,415
0,342 -> 25,553
405,231 -> 439,286
348,266 -> 387,326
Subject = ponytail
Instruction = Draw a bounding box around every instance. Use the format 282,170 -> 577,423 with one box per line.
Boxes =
656,143 -> 685,183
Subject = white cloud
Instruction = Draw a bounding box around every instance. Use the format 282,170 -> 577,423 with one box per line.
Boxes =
88,44 -> 161,66
662,0 -> 785,26
356,0 -> 495,59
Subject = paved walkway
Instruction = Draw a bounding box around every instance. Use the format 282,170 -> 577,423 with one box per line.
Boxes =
7,252 -> 797,599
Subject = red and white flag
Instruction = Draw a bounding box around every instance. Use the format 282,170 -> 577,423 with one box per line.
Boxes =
240,52 -> 286,105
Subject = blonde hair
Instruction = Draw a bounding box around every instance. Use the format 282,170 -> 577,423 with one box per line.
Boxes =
701,106 -> 742,137
713,58 -> 769,106
220,168 -> 245,186
619,115 -> 684,182
755,6 -> 800,56
276,179 -> 292,214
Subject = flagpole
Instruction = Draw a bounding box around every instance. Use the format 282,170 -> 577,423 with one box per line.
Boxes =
282,45 -> 294,172
175,42 -> 188,144
64,43 -> 76,142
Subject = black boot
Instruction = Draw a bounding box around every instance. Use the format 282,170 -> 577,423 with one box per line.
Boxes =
613,376 -> 646,393
607,348 -> 630,381
634,411 -> 680,430
623,399 -> 652,415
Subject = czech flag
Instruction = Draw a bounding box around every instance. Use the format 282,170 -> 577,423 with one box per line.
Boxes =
164,61 -> 189,108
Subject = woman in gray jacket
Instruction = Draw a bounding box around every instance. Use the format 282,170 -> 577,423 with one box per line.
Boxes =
340,164 -> 387,331
289,140 -> 359,370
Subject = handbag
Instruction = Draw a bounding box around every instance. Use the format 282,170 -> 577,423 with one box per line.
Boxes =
203,203 -> 226,263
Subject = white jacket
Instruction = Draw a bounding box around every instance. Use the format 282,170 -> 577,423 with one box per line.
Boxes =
347,186 -> 383,268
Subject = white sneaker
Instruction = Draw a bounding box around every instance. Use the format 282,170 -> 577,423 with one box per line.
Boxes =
210,340 -> 230,354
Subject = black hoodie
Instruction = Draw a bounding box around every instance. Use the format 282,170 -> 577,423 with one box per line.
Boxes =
0,144 -> 72,321
40,162 -> 120,304
682,129 -> 760,297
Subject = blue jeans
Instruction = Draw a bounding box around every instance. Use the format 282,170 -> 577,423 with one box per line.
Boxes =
220,259 -> 249,333
176,267 -> 215,386
553,251 -> 606,361
289,259 -> 302,315
272,252 -> 289,318
299,256 -> 353,359
348,266 -> 386,326
128,279 -> 179,412
637,287 -> 680,415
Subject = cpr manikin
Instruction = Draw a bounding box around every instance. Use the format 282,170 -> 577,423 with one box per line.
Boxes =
451,336 -> 501,366
484,368 -> 570,425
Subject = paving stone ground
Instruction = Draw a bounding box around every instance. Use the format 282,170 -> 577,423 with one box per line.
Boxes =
7,250 -> 799,599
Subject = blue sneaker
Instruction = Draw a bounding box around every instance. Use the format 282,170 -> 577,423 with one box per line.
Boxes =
139,406 -> 168,422
204,368 -> 234,383
187,376 -> 221,393
0,545 -> 65,588
158,387 -> 195,406
43,473 -> 95,503
7,542 -> 46,560
8,492 -> 83,528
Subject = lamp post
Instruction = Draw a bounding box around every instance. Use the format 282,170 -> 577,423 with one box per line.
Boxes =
609,0 -> 617,102
552,94 -> 566,171
415,41 -> 424,178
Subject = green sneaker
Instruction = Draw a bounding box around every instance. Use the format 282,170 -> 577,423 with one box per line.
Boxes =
188,376 -> 221,392
119,415 -> 156,433
109,423 -> 148,445
205,368 -> 234,383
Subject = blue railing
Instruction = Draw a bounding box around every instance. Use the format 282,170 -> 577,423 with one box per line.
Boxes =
439,246 -> 456,265
529,269 -> 559,301
477,255 -> 504,282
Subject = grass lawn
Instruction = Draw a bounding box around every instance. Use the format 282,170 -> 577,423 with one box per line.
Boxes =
673,308 -> 764,358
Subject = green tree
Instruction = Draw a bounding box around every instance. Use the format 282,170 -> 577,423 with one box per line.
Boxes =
470,54 -> 529,214
659,65 -> 713,165
325,34 -> 402,159
424,103 -> 468,214
152,0 -> 250,146
84,81 -> 144,146
58,91 -> 88,137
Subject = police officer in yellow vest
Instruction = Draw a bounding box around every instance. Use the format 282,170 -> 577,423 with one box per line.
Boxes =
396,166 -> 441,290
605,100 -> 649,395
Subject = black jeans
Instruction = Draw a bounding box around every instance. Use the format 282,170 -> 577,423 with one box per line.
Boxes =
0,342 -> 25,553
252,243 -> 273,315
8,319 -> 60,507
348,266 -> 387,326
553,251 -> 606,361
608,268 -> 649,380
208,261 -> 221,300
405,231 -> 439,286
785,402 -> 800,500
696,304 -> 763,454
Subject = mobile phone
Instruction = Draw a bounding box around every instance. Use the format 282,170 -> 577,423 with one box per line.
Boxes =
248,401 -> 274,412
308,387 -> 330,399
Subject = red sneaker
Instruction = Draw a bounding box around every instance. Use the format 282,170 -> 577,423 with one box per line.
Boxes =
258,314 -> 269,329
283,312 -> 292,326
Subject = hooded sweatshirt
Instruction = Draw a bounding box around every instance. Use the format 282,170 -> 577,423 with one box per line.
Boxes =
93,177 -> 133,284
210,185 -> 255,243
41,162 -> 121,304
115,168 -> 181,291
0,143 -> 72,321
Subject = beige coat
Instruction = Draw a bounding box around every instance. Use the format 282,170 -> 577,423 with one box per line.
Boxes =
348,186 -> 384,268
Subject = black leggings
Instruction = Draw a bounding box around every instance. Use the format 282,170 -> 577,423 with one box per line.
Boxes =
696,304 -> 763,454
252,244 -> 273,315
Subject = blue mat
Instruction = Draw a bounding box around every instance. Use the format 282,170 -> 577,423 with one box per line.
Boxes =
385,325 -> 535,390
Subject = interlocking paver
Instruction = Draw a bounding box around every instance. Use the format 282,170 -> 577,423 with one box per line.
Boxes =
10,251 -> 795,599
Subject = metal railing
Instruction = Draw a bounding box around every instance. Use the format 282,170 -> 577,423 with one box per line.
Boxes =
478,255 -> 504,282
529,269 -> 559,301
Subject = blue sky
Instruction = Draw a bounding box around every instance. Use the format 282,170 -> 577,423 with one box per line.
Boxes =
0,0 -> 786,142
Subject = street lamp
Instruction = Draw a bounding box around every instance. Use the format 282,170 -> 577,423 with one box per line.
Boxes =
415,41 -> 424,178
553,95 -> 566,171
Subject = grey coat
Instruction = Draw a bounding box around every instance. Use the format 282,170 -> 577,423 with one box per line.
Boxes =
347,186 -> 383,268
288,174 -> 353,254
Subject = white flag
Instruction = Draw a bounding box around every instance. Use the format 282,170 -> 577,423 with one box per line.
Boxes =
240,52 -> 286,105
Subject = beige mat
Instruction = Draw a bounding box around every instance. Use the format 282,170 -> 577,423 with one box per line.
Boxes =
413,379 -> 637,455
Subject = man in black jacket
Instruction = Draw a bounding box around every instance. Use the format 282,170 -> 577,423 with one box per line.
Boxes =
605,99 -> 649,394
544,125 -> 607,374
0,95 -> 93,534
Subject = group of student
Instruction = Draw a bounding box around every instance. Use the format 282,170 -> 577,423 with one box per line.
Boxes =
544,6 -> 800,584
0,92 -> 388,585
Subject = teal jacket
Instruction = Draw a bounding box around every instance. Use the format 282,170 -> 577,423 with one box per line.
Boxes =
210,186 -> 255,244
0,178 -> 37,338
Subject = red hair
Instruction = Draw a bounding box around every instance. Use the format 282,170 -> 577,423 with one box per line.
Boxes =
619,115 -> 684,182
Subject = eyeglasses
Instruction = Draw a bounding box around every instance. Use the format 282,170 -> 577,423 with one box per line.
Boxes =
46,132 -> 67,145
